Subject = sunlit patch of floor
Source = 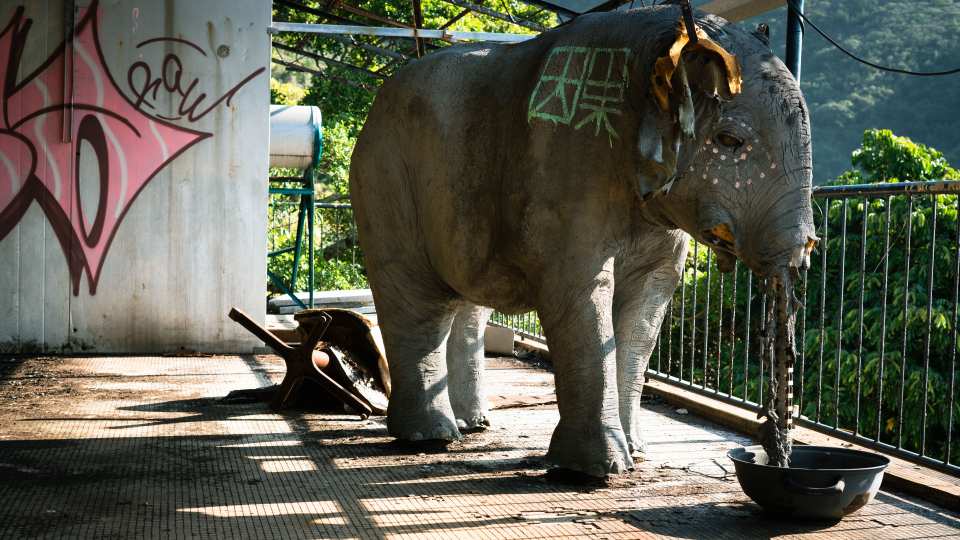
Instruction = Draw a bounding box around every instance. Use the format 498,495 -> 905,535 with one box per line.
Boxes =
0,354 -> 956,539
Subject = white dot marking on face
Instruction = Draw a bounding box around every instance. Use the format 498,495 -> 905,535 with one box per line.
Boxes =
712,178 -> 718,184
771,163 -> 777,169
689,165 -> 694,172
747,179 -> 752,185
735,181 -> 741,189
760,172 -> 765,179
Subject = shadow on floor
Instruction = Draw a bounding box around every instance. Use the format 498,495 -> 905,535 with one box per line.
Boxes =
0,428 -> 582,538
4,354 -> 957,538
4,423 -> 956,539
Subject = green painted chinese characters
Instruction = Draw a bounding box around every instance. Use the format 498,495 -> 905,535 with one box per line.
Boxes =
527,46 -> 631,145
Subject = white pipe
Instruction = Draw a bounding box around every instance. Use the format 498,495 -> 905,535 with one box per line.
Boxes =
268,22 -> 535,43
270,105 -> 322,170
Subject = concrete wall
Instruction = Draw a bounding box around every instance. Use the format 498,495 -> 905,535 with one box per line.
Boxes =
0,0 -> 270,353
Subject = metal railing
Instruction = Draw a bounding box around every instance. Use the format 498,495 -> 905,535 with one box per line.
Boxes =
490,311 -> 544,342
493,180 -> 960,475
267,201 -> 366,298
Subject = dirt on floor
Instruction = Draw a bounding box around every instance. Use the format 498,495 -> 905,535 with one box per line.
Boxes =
0,354 -> 956,539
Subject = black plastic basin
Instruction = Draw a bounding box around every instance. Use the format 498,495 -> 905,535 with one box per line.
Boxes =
727,445 -> 890,520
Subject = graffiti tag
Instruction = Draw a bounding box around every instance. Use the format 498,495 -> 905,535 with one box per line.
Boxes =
0,1 -> 264,294
128,38 -> 265,123
527,46 -> 631,146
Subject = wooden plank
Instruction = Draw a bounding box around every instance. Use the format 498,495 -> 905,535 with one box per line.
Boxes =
411,0 -> 425,57
699,0 -> 784,22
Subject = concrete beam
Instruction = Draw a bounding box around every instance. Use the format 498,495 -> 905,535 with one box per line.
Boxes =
699,0 -> 784,22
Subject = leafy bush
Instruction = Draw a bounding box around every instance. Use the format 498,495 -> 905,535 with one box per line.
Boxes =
270,78 -> 306,106
267,203 -> 367,298
266,1 -> 558,302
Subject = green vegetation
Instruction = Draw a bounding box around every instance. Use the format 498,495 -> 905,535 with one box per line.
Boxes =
267,69 -> 366,294
270,0 -> 554,188
661,129 -> 960,464
271,1 -> 960,187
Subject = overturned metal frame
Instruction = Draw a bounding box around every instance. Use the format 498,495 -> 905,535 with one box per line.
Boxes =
228,308 -> 374,416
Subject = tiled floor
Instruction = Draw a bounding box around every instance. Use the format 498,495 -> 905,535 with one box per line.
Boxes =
0,355 -> 956,539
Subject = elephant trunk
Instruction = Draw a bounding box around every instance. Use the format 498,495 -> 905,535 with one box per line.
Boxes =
698,170 -> 817,278
742,171 -> 817,277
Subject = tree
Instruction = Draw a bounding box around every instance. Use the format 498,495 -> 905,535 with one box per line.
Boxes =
267,1 -> 556,297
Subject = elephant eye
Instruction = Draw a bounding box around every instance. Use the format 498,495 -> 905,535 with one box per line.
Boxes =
716,132 -> 743,149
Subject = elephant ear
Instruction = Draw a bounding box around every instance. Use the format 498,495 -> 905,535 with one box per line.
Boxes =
635,20 -> 742,200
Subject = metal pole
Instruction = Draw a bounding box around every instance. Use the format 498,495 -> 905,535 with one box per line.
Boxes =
785,0 -> 804,80
308,188 -> 315,308
411,0 -> 425,58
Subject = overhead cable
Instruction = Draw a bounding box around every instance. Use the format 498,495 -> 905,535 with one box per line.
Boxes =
786,0 -> 960,77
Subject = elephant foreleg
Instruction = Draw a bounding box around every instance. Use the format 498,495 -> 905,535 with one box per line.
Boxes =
614,230 -> 688,456
539,263 -> 633,477
446,303 -> 494,430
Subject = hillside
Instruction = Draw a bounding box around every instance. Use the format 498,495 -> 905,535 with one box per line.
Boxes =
747,0 -> 960,182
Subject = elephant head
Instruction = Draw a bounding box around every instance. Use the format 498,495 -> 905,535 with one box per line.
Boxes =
648,13 -> 819,278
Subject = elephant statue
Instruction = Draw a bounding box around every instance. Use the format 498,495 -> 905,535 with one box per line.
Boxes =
350,4 -> 817,477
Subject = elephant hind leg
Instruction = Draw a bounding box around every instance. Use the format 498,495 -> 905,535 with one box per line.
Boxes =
446,303 -> 494,431
371,266 -> 462,442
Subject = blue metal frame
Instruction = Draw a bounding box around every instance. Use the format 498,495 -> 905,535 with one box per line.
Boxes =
268,116 -> 323,310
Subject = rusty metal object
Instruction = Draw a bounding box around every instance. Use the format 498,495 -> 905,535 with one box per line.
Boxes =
295,308 -> 391,397
295,308 -> 391,414
227,307 -> 373,418
311,349 -> 330,370
680,0 -> 698,45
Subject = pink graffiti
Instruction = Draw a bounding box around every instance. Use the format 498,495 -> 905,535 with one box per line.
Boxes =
0,1 -> 262,295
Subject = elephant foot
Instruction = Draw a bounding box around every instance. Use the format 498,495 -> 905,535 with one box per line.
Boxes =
545,421 -> 634,478
388,407 -> 462,442
627,436 -> 648,458
456,414 -> 491,433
